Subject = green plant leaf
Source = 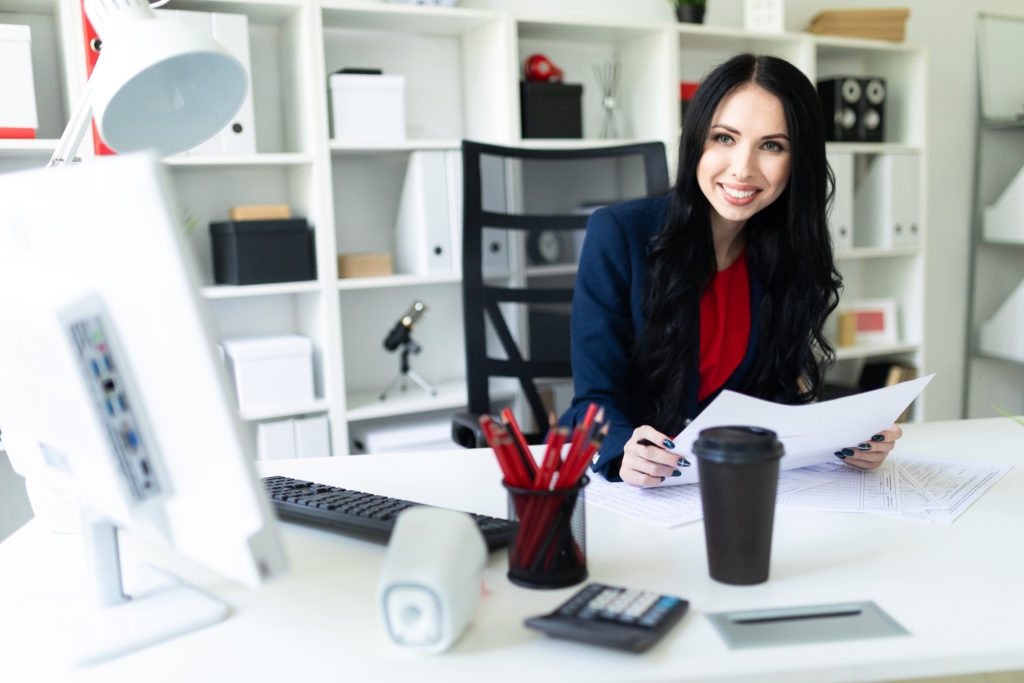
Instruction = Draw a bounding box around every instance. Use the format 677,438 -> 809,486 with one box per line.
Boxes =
992,404 -> 1024,428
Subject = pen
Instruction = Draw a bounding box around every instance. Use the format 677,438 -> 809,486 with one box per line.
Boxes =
638,438 -> 690,468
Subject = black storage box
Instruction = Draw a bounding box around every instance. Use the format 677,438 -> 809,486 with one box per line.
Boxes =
520,81 -> 583,139
210,218 -> 316,285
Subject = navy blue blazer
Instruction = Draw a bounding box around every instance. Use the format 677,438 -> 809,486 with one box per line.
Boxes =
559,195 -> 762,481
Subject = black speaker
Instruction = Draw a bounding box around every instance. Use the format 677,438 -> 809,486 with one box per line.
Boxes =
818,77 -> 885,142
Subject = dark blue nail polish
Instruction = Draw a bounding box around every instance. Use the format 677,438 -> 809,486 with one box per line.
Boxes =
842,448 -> 855,456
871,434 -> 885,442
677,457 -> 690,467
663,438 -> 675,449
858,443 -> 871,451
671,470 -> 682,477
834,451 -> 846,459
659,476 -> 665,483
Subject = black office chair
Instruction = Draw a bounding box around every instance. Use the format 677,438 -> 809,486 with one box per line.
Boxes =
451,140 -> 670,447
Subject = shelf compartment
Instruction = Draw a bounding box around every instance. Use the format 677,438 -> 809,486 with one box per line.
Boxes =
321,5 -> 513,143
516,19 -> 672,143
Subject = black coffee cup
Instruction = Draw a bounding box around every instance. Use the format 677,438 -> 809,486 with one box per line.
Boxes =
693,426 -> 784,585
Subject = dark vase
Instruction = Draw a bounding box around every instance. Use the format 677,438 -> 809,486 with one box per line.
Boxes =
676,4 -> 706,24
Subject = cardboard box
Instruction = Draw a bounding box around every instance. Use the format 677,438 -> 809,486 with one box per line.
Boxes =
229,204 -> 291,221
0,24 -> 38,138
329,73 -> 405,141
337,253 -> 393,278
221,335 -> 315,413
210,218 -> 315,285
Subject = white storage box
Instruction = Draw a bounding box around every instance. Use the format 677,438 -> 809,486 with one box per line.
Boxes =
0,24 -> 39,138
256,415 -> 330,460
350,417 -> 452,454
257,419 -> 297,460
329,73 -> 405,142
221,335 -> 315,413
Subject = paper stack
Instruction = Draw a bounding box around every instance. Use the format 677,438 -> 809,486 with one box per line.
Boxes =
807,8 -> 910,42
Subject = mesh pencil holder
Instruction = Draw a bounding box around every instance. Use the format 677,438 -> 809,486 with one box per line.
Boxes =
503,477 -> 588,589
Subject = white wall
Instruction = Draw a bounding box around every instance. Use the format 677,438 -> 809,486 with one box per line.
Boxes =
465,0 -> 1021,420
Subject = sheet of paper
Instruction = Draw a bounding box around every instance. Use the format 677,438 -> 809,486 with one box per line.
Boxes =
884,456 -> 1011,523
657,375 -> 934,486
775,459 -> 900,515
585,468 -> 844,528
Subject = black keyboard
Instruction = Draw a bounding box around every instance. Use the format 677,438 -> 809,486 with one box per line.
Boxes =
262,475 -> 510,552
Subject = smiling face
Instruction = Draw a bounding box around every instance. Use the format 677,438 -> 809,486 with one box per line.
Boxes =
697,83 -> 792,235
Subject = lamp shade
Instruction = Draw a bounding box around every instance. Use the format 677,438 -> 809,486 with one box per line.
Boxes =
90,18 -> 247,156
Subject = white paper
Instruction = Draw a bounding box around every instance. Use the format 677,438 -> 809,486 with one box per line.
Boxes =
657,375 -> 933,486
885,456 -> 1011,523
776,458 -> 900,515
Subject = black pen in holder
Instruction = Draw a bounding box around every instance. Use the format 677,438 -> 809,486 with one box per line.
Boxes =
503,478 -> 589,589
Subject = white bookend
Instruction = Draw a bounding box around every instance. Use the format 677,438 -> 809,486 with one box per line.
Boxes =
395,151 -> 457,275
979,279 -> 1024,362
984,164 -> 1024,244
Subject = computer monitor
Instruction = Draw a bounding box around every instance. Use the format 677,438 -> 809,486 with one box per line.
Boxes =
0,153 -> 288,665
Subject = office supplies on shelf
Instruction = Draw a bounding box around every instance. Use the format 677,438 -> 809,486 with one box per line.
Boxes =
0,24 -> 38,139
806,8 -> 910,42
659,374 -> 933,487
329,72 -> 405,141
262,475 -> 509,551
229,204 -> 291,221
221,335 -> 316,414
394,150 -> 462,276
337,252 -> 393,278
524,583 -> 690,652
155,8 -> 256,156
378,507 -> 486,653
209,217 -> 316,285
706,601 -> 908,649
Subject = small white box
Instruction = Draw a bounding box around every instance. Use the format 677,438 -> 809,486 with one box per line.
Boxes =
257,419 -> 297,460
294,415 -> 331,458
329,73 -> 406,142
221,335 -> 315,414
0,24 -> 39,137
350,417 -> 452,454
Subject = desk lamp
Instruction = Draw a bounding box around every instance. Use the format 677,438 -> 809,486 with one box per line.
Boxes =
48,0 -> 248,166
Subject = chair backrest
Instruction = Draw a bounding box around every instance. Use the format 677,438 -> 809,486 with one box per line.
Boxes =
460,140 -> 670,436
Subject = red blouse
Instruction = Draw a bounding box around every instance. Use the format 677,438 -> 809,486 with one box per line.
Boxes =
698,251 -> 751,401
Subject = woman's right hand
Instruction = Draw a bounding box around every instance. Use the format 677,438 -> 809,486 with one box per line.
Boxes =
621,425 -> 689,487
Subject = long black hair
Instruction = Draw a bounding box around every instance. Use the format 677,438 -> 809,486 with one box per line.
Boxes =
639,53 -> 842,435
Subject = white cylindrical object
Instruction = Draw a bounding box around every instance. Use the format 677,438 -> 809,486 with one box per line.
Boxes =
378,507 -> 486,653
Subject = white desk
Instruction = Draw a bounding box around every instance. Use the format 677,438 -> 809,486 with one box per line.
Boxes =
1,418 -> 1023,682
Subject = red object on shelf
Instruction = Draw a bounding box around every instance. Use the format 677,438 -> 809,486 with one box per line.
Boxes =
680,81 -> 700,101
0,127 -> 35,139
524,53 -> 564,83
81,0 -> 115,156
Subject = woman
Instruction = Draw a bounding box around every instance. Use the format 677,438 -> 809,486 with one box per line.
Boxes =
561,53 -> 901,486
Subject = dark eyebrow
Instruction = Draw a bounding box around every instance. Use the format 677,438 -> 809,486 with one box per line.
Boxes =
710,124 -> 790,141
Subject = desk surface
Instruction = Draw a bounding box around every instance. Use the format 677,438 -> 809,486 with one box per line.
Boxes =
1,417 -> 1023,682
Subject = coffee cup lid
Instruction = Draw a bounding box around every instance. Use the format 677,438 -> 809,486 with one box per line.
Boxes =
692,425 -> 784,464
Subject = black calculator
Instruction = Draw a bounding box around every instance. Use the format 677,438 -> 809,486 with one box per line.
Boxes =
524,583 -> 690,652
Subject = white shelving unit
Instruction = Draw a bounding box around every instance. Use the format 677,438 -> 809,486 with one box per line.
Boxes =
964,12 -> 1024,419
1,0 -> 929,455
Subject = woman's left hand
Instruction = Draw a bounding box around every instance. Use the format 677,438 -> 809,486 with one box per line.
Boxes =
834,423 -> 903,470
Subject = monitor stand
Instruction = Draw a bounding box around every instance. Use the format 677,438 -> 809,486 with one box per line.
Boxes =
0,512 -> 228,667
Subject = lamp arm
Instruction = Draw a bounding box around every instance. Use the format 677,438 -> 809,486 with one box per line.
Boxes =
48,75 -> 97,168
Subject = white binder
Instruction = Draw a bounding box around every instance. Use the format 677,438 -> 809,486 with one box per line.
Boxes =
156,9 -> 256,156
395,150 -> 462,276
827,151 -> 854,249
854,153 -> 919,248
